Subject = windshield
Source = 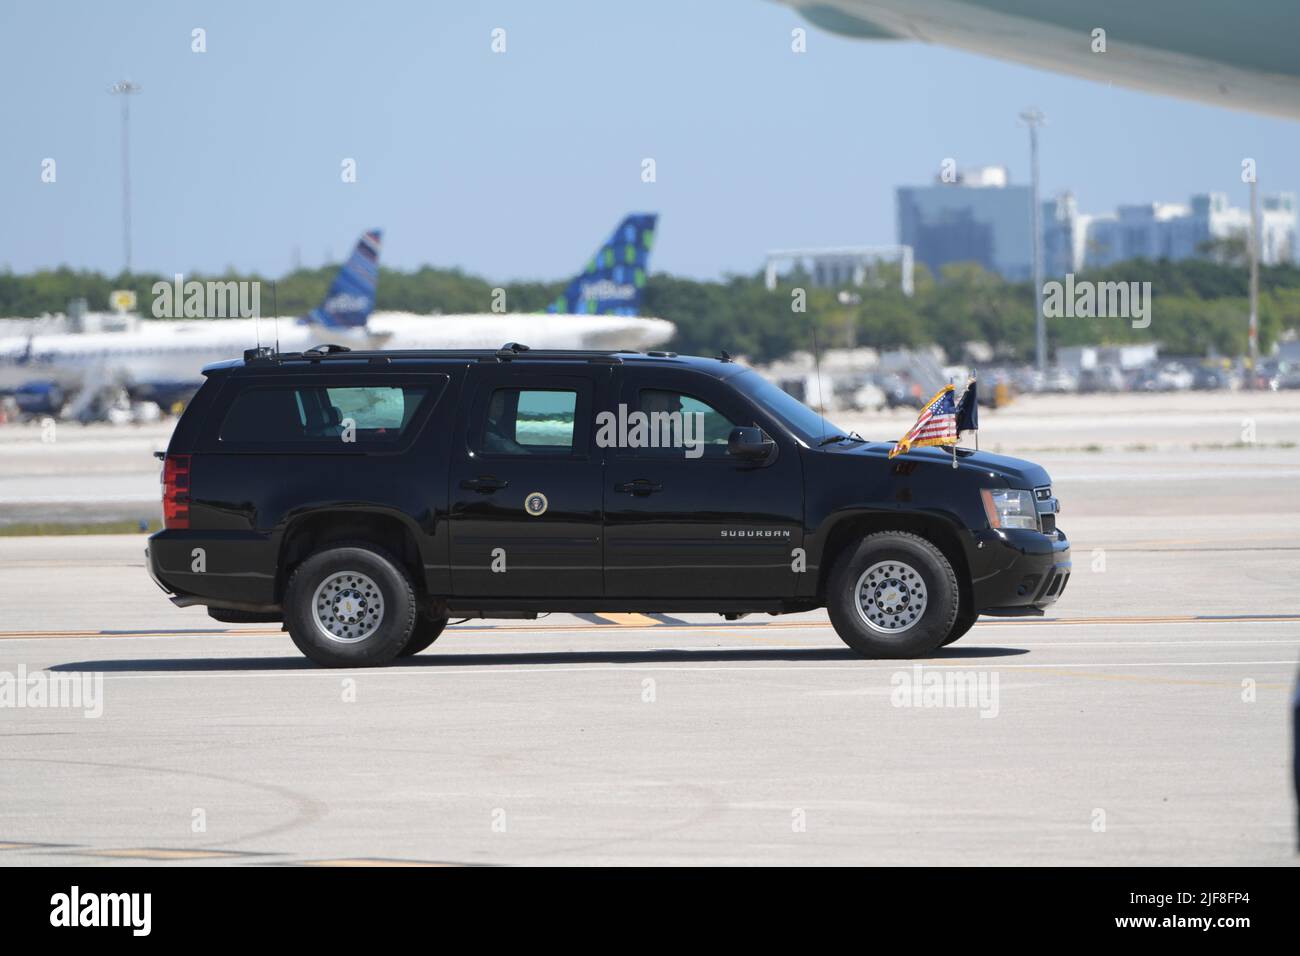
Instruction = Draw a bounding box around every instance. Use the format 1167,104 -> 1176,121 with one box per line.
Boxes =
730,369 -> 847,446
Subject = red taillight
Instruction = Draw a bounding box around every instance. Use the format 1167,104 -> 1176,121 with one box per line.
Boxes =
162,454 -> 191,529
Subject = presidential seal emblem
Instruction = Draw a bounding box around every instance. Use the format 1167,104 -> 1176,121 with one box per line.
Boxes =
524,492 -> 548,516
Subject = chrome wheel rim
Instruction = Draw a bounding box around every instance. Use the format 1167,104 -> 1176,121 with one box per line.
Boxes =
854,560 -> 927,635
311,571 -> 384,644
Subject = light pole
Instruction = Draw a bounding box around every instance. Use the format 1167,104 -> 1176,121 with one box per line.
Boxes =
1248,176 -> 1260,388
1019,108 -> 1047,374
109,80 -> 142,274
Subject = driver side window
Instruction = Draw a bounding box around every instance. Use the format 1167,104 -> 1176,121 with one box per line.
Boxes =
635,388 -> 737,458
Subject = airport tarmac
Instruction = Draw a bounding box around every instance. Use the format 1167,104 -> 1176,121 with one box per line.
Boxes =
0,391 -> 1296,865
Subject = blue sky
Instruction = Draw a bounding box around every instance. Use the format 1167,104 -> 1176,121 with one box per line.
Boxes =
2,0 -> 1297,281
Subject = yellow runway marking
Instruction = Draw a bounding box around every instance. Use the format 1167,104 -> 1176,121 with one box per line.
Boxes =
81,847 -> 258,861
296,857 -> 462,867
590,612 -> 661,626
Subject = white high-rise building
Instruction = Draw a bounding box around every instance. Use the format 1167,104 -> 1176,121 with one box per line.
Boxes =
1080,192 -> 1296,269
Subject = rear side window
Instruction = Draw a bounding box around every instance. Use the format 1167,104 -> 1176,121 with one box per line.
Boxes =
482,388 -> 578,455
219,384 -> 431,444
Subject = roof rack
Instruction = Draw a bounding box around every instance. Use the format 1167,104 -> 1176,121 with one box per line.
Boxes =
244,344 -> 638,366
493,343 -> 624,364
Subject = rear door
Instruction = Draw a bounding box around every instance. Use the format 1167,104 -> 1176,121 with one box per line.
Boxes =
447,363 -> 608,598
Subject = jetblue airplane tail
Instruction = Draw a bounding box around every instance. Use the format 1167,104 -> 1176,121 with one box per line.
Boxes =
547,214 -> 657,316
305,230 -> 382,328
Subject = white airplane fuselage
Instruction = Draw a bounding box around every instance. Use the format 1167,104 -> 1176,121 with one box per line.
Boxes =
368,312 -> 676,352
0,313 -> 677,399
0,321 -> 336,394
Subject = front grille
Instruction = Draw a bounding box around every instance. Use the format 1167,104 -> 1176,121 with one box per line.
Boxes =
1040,513 -> 1056,534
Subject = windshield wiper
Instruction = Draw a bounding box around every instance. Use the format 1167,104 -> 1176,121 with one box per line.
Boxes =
817,432 -> 868,446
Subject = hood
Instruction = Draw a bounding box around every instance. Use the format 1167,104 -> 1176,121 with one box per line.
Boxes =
828,442 -> 1052,489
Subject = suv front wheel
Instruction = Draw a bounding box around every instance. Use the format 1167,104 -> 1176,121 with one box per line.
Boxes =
827,531 -> 959,658
399,611 -> 449,657
284,544 -> 417,667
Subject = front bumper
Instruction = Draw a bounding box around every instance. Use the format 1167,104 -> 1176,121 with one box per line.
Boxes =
970,527 -> 1071,613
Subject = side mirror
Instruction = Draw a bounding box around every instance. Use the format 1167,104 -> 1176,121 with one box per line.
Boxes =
728,426 -> 774,461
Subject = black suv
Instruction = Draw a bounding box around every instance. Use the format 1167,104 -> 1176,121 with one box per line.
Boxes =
147,344 -> 1070,666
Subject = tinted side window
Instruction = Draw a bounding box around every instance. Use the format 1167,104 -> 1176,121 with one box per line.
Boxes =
637,388 -> 737,457
482,388 -> 578,455
219,385 -> 429,444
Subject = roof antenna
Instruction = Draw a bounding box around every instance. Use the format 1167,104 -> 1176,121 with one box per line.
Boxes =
810,320 -> 826,446
272,280 -> 280,355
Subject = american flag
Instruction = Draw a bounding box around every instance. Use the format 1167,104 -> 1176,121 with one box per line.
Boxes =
888,384 -> 957,459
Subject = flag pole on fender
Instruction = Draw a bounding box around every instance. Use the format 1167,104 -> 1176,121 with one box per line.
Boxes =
956,369 -> 979,459
949,377 -> 958,469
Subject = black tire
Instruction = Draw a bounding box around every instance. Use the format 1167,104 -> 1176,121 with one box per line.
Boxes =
826,531 -> 959,658
941,605 -> 979,646
399,611 -> 448,657
283,543 -> 417,667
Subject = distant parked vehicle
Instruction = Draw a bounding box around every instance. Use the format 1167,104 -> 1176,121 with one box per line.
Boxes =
1275,362 -> 1300,390
850,382 -> 887,412
1132,362 -> 1194,392
1158,362 -> 1195,391
1039,368 -> 1078,394
1077,365 -> 1124,393
1192,365 -> 1230,390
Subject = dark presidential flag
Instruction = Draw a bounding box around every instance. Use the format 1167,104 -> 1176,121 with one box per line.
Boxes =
956,378 -> 978,434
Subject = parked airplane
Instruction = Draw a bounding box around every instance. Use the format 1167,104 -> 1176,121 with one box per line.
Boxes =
368,213 -> 674,351
0,230 -> 383,419
0,215 -> 676,420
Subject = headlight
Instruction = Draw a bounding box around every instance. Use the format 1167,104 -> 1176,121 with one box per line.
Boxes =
980,488 -> 1038,531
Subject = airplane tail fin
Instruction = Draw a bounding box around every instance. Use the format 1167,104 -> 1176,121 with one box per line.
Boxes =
305,230 -> 382,328
547,214 -> 657,316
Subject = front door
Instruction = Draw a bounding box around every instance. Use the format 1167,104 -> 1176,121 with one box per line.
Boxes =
602,367 -> 804,600
448,365 -> 607,598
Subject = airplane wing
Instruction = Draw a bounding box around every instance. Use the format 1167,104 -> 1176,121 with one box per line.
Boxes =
782,0 -> 1300,120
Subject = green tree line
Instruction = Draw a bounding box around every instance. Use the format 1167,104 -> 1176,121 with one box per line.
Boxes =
3,257 -> 1297,363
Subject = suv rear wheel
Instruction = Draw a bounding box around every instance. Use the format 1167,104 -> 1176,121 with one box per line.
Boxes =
284,544 -> 417,667
827,531 -> 959,658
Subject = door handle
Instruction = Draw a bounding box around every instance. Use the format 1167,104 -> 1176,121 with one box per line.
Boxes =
615,478 -> 663,496
461,476 -> 510,493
